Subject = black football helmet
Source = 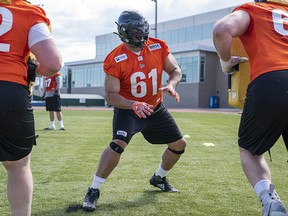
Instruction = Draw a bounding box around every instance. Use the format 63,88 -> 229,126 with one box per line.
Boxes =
114,10 -> 149,48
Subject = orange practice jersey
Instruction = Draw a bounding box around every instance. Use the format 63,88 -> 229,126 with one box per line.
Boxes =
103,37 -> 170,107
0,0 -> 50,85
44,73 -> 60,92
234,2 -> 288,81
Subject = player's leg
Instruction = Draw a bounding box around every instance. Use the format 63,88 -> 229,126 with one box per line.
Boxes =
3,155 -> 33,216
96,139 -> 127,179
239,148 -> 271,187
54,96 -> 64,130
238,71 -> 288,215
56,111 -> 65,130
0,82 -> 35,216
162,138 -> 186,171
47,111 -> 55,129
143,104 -> 186,192
44,97 -> 56,130
149,138 -> 186,192
83,108 -> 136,212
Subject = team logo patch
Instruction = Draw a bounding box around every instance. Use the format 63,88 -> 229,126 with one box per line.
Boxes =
117,130 -> 127,137
114,54 -> 128,63
149,43 -> 161,51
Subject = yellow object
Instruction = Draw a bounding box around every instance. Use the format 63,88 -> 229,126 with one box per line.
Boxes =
0,0 -> 11,3
228,38 -> 250,109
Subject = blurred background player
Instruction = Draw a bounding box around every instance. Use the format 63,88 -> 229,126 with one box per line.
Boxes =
43,72 -> 65,130
0,0 -> 62,215
82,10 -> 186,212
213,0 -> 288,215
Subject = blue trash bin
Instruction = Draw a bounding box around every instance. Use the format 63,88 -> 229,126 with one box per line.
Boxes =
209,96 -> 219,108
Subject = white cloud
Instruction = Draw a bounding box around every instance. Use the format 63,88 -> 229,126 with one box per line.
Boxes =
29,0 -> 252,62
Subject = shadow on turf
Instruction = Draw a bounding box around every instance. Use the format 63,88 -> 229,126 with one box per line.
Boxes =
30,190 -> 169,215
65,190 -> 162,214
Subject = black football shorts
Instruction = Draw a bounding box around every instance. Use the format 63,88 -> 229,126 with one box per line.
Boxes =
238,70 -> 288,155
45,95 -> 62,112
0,81 -> 36,161
112,103 -> 183,144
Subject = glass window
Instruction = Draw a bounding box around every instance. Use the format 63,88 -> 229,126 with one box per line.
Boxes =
194,25 -> 202,40
202,23 -> 213,40
164,31 -> 171,45
200,56 -> 205,82
172,56 -> 200,84
171,30 -> 178,44
178,28 -> 186,43
186,26 -> 194,42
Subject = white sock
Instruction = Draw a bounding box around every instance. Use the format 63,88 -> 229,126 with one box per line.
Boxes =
59,120 -> 64,128
91,175 -> 106,189
49,121 -> 55,128
254,180 -> 272,204
155,164 -> 169,178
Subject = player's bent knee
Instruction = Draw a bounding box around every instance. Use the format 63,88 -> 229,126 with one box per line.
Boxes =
110,142 -> 124,154
168,147 -> 185,155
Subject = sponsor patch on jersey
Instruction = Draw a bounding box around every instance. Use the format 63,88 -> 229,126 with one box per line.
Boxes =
116,130 -> 127,137
114,54 -> 128,63
149,43 -> 161,51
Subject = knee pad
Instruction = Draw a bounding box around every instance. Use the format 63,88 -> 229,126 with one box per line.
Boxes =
110,142 -> 124,154
168,147 -> 185,155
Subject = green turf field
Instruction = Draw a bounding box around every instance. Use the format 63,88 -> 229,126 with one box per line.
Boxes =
0,108 -> 287,216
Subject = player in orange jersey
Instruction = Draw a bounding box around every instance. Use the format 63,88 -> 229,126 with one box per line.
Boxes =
213,0 -> 288,215
0,1 -> 62,215
82,10 -> 186,212
43,72 -> 65,130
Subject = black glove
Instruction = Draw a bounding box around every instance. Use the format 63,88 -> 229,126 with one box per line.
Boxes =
42,94 -> 45,101
27,58 -> 37,83
54,89 -> 60,96
27,57 -> 37,95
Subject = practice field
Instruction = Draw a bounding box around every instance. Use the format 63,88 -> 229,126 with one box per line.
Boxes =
0,108 -> 287,216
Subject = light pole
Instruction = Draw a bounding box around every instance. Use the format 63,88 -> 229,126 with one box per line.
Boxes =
151,0 -> 157,38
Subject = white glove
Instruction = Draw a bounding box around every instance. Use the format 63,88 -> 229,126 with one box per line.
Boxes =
220,56 -> 248,74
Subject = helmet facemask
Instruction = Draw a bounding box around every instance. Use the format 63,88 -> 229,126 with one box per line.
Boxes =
114,10 -> 149,49
116,21 -> 149,48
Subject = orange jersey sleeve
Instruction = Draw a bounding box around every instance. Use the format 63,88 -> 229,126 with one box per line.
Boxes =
103,38 -> 170,107
0,0 -> 50,85
234,2 -> 288,81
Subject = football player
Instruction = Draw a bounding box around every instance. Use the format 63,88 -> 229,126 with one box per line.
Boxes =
213,0 -> 288,215
42,72 -> 65,130
82,10 -> 187,212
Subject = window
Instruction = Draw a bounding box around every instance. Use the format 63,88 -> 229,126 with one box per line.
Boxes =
200,56 -> 205,82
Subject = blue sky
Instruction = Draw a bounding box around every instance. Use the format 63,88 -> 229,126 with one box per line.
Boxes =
29,0 -> 252,63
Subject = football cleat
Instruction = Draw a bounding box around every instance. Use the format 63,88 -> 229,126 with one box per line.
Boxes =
59,127 -> 65,131
149,174 -> 179,192
261,184 -> 288,216
82,187 -> 100,212
44,126 -> 56,130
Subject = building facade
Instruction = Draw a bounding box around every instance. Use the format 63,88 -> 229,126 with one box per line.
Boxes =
62,6 -> 238,108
